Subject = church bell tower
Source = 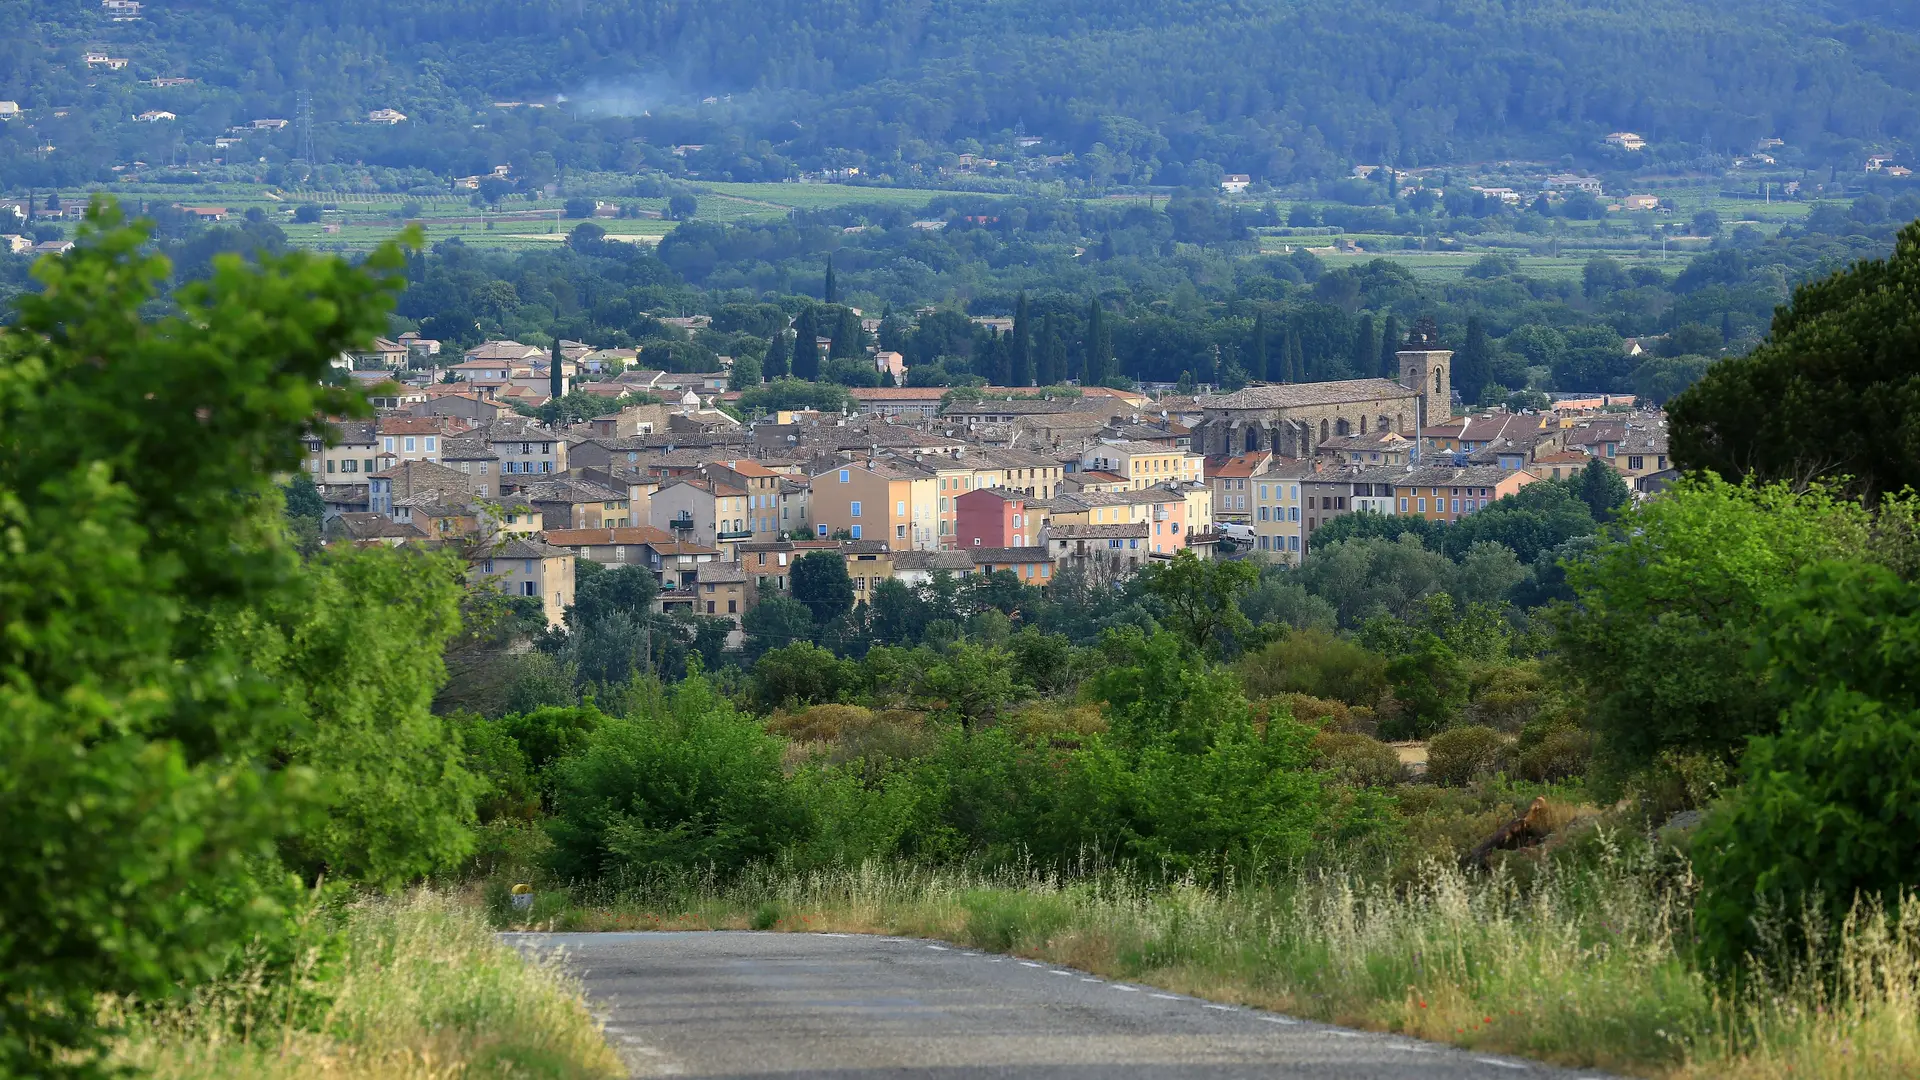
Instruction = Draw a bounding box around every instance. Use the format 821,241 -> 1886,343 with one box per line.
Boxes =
1396,317 -> 1451,457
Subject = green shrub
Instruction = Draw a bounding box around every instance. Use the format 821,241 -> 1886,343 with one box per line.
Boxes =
1466,661 -> 1557,731
1426,726 -> 1510,786
1694,561 -> 1920,973
1382,632 -> 1470,739
1512,719 -> 1594,783
1311,731 -> 1406,787
545,678 -> 812,881
1237,627 -> 1389,706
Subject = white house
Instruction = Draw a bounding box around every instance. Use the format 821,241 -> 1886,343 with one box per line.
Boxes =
1220,174 -> 1252,194
367,108 -> 408,125
1605,132 -> 1646,151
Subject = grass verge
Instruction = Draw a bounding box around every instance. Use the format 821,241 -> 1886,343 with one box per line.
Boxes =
501,852 -> 1920,1079
109,891 -> 624,1080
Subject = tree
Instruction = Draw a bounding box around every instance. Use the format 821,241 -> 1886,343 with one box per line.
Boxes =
549,334 -> 564,401
791,550 -> 855,625
743,594 -> 815,656
728,352 -> 763,390
1286,322 -> 1306,384
1670,221 -> 1920,502
1140,549 -> 1261,657
1553,477 -> 1880,783
1378,314 -> 1401,377
1348,314 -> 1376,381
0,201 -> 419,1074
1083,299 -> 1112,385
1037,313 -> 1065,385
1694,561 -> 1920,973
666,193 -> 698,220
563,196 -> 596,218
1250,311 -> 1270,382
763,331 -> 790,379
1454,315 -> 1495,405
1010,292 -> 1033,386
790,308 -> 821,380
293,203 -> 322,224
1574,459 -> 1630,522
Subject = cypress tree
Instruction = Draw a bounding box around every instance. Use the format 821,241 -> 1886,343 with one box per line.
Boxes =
1011,292 -> 1033,386
1287,323 -> 1306,384
549,335 -> 565,401
764,331 -> 789,379
1379,314 -> 1401,378
1720,311 -> 1734,346
829,306 -> 862,359
1349,315 -> 1376,381
823,256 -> 837,304
1037,314 -> 1063,385
1456,315 -> 1494,406
791,309 -> 820,380
1251,312 -> 1270,382
1083,299 -> 1111,385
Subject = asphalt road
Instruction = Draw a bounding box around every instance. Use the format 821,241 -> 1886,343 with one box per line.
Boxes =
506,931 -> 1613,1080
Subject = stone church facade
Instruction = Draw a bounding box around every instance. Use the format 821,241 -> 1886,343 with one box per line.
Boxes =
1193,328 -> 1453,459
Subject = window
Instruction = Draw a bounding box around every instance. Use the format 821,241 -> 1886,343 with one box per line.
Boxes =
1289,506 -> 1299,522
728,600 -> 737,614
483,559 -> 494,574
425,436 -> 437,452
850,525 -> 862,539
1289,535 -> 1300,552
896,500 -> 905,517
326,459 -> 336,473
523,559 -> 534,574
706,601 -> 716,614
403,437 -> 416,452
1398,497 -> 1408,512
839,470 -> 851,483
1451,499 -> 1460,513
1418,498 -> 1427,513
519,581 -> 536,597
1259,484 -> 1269,500
850,501 -> 862,518
817,525 -> 829,537
1628,456 -> 1644,470
1259,507 -> 1269,522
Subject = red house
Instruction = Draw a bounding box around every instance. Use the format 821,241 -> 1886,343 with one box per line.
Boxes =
954,487 -> 1036,550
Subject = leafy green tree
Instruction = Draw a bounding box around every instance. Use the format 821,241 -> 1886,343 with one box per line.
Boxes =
728,352 -> 763,389
1140,548 -> 1260,656
1554,476 -> 1878,782
568,561 -> 661,630
1383,631 -> 1470,738
743,593 -> 814,656
792,549 -> 855,625
1694,561 -> 1920,972
0,202 -> 410,1075
1670,221 -> 1920,502
751,641 -> 855,708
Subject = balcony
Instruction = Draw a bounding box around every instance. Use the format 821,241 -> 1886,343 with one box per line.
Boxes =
717,529 -> 754,540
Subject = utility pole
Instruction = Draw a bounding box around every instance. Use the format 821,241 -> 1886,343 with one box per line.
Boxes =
296,90 -> 315,167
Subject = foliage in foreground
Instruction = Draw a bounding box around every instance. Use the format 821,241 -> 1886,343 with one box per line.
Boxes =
110,892 -> 622,1080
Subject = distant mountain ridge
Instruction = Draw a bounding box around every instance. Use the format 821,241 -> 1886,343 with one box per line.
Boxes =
1,0 -> 1915,186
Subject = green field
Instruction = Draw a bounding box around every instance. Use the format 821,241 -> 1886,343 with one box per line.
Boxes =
695,181 -> 959,212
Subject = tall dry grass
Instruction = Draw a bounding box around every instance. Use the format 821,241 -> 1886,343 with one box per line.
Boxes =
110,891 -> 623,1080
521,852 -> 1920,1079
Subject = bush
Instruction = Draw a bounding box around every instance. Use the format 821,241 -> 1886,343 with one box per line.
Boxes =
1312,731 -> 1406,787
1465,661 -> 1557,732
1694,561 -> 1920,973
562,196 -> 597,218
545,678 -> 812,881
1426,726 -> 1510,786
1237,628 -> 1389,706
1512,718 -> 1594,783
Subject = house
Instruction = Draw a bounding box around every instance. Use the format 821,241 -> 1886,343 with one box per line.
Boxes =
807,457 -> 937,549
366,459 -> 471,515
304,419 -> 380,480
351,336 -> 410,369
101,0 -> 143,16
469,538 -> 575,628
522,478 -> 631,530
737,539 -> 843,593
1621,195 -> 1662,212
1380,464 -> 1538,525
954,488 -> 1041,550
477,416 -> 566,486
873,351 -> 906,384
970,546 -> 1054,584
704,459 -> 789,541
544,525 -> 687,569
1,235 -> 32,254
1543,174 -> 1603,195
375,415 -> 454,467
84,54 -> 130,70
325,512 -> 431,547
890,548 -> 977,587
1251,468 -> 1306,562
1605,132 -> 1646,151
1220,174 -> 1252,194
652,476 -> 750,553
1079,440 -> 1204,490
366,108 -> 408,125
1867,155 -> 1894,172
1205,452 -> 1272,524
1316,430 -> 1412,467
135,110 -> 175,123
146,77 -> 195,88
1045,523 -> 1151,582
176,206 -> 228,221
396,332 -> 442,361
841,540 -> 896,606
1049,486 -> 1202,557
250,118 -> 289,130
0,101 -> 21,120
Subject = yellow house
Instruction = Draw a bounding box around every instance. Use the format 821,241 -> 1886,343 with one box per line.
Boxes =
1253,469 -> 1305,562
1080,440 -> 1203,490
469,538 -> 575,628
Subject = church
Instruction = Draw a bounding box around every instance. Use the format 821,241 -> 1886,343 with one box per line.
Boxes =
1192,320 -> 1452,458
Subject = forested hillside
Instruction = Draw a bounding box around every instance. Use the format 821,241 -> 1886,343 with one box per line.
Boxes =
3,0 -> 1918,188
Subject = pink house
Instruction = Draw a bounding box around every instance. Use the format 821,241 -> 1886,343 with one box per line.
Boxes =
954,488 -> 1037,550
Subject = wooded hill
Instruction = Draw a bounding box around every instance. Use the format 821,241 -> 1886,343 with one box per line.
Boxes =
3,0 -> 1918,188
